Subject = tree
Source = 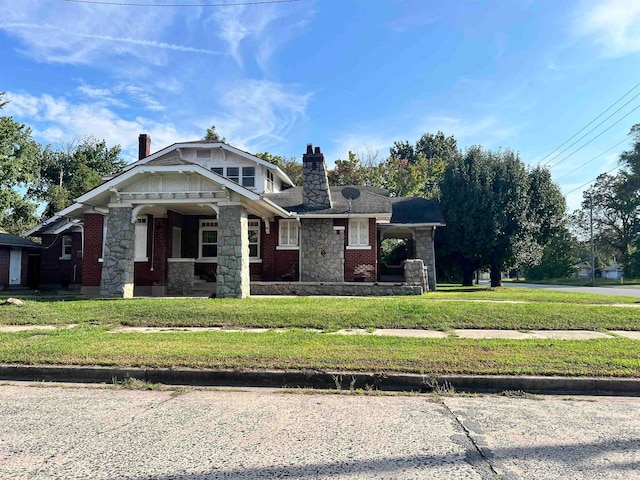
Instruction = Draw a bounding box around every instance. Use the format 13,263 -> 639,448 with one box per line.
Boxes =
255,152 -> 303,186
34,136 -> 126,218
328,151 -> 367,186
524,226 -> 579,280
439,147 -> 557,287
203,125 -> 226,143
0,92 -> 41,235
386,131 -> 457,199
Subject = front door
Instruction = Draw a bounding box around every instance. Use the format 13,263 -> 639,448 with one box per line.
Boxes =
9,248 -> 21,285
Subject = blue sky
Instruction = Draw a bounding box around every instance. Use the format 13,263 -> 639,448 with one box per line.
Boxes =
1,0 -> 640,211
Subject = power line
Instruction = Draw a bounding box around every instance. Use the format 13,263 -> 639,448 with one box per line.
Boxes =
536,81 -> 640,166
547,102 -> 640,169
554,136 -> 631,182
563,165 -> 621,195
63,0 -> 301,6
543,90 -> 640,167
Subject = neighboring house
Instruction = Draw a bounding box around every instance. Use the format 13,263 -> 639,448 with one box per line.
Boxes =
573,262 -> 593,279
601,264 -> 624,280
27,135 -> 445,298
0,231 -> 42,289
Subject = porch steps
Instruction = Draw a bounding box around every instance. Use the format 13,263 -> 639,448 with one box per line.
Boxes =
192,278 -> 215,296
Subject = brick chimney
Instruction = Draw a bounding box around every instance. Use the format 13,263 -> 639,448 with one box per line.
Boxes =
302,144 -> 332,209
138,134 -> 151,160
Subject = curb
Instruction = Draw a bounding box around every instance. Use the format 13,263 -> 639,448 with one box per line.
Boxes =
1,365 -> 639,396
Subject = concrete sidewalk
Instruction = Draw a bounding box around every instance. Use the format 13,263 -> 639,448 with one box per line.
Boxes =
3,324 -> 638,340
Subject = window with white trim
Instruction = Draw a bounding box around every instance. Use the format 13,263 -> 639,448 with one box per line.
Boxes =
134,217 -> 148,261
199,220 -> 218,258
226,167 -> 239,183
278,219 -> 299,247
348,218 -> 369,247
248,219 -> 260,258
266,170 -> 274,192
61,235 -> 72,259
242,167 -> 255,188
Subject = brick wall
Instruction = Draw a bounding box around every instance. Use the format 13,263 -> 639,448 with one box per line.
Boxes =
344,218 -> 377,282
41,232 -> 82,287
82,214 -> 103,287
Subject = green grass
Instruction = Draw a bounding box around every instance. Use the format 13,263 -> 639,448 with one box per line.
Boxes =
1,287 -> 640,331
0,327 -> 638,377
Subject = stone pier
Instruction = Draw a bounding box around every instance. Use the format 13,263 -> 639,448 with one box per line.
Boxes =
216,204 -> 250,298
100,206 -> 135,298
415,228 -> 437,292
167,259 -> 195,295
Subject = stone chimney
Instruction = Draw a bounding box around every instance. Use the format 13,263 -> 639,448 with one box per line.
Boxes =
302,144 -> 332,209
138,134 -> 151,160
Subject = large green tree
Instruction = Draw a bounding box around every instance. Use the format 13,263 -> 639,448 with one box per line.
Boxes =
0,92 -> 41,235
439,147 -> 562,286
34,136 -> 126,218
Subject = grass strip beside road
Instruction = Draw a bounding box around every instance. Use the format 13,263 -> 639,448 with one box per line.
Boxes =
1,328 -> 639,377
1,295 -> 640,331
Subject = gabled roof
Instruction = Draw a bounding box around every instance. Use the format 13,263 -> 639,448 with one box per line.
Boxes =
0,232 -> 42,248
123,141 -> 295,187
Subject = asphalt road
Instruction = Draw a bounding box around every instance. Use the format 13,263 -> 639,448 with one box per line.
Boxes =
485,281 -> 640,298
2,384 -> 640,479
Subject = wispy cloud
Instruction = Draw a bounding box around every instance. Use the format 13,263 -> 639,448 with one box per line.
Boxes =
204,80 -> 312,152
210,1 -> 313,70
574,0 -> 640,56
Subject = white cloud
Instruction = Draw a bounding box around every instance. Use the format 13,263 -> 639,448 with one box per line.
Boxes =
204,80 -> 311,152
574,0 -> 640,56
3,91 -> 196,162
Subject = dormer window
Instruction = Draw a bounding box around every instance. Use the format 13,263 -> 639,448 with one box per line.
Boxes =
227,167 -> 239,183
211,167 -> 223,176
242,167 -> 255,188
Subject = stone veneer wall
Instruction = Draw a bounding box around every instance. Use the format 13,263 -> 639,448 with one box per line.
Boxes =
300,219 -> 344,282
216,204 -> 250,298
403,259 -> 428,292
167,259 -> 195,295
414,228 -> 437,291
250,282 -> 422,296
100,206 -> 135,298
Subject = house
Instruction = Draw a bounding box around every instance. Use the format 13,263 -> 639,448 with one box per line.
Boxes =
0,231 -> 42,290
26,135 -> 445,298
601,264 -> 624,280
573,262 -> 593,279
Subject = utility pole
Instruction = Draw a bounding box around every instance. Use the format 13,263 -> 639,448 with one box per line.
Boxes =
590,195 -> 595,287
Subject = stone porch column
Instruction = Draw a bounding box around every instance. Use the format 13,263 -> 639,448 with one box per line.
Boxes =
216,204 -> 250,298
100,206 -> 135,298
414,228 -> 437,292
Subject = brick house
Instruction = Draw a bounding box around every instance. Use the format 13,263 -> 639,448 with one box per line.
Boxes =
27,135 -> 445,298
0,231 -> 42,290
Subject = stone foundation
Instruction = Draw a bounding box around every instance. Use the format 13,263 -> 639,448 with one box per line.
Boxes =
250,282 -> 422,296
167,259 -> 195,295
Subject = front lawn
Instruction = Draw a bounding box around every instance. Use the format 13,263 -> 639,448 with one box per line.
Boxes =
1,286 -> 639,331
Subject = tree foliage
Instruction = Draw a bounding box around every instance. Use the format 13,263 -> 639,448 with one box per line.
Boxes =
0,92 -> 41,234
255,152 -> 303,186
203,125 -> 226,143
34,136 -> 126,218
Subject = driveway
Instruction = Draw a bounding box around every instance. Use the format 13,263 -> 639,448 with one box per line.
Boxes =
2,383 -> 640,479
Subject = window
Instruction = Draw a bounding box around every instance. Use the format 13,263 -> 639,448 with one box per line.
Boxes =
199,220 -> 218,258
248,220 -> 260,258
278,219 -> 299,247
242,167 -> 255,188
135,217 -> 148,261
211,167 -> 224,176
348,218 -> 369,247
227,167 -> 239,183
266,170 -> 274,192
61,235 -> 72,259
